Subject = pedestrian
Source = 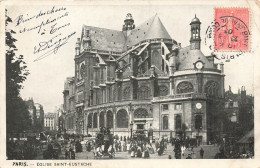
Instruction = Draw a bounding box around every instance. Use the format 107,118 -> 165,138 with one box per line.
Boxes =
181,145 -> 185,157
65,149 -> 69,159
200,148 -> 204,159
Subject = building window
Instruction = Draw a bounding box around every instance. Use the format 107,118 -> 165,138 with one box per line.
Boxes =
106,111 -> 113,128
159,85 -> 169,96
116,109 -> 128,128
162,104 -> 169,111
163,115 -> 168,129
195,115 -> 202,129
134,108 -> 149,118
204,81 -> 219,97
123,86 -> 131,100
177,81 -> 194,94
175,114 -> 182,130
138,86 -> 150,99
175,103 -> 182,110
80,63 -> 86,79
93,113 -> 98,128
99,111 -> 105,128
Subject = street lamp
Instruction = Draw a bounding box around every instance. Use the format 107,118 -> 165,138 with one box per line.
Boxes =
197,126 -> 202,146
130,121 -> 133,140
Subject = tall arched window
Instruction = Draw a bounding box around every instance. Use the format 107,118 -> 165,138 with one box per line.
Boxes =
87,113 -> 93,128
106,111 -> 113,128
134,108 -> 149,118
195,115 -> 203,129
159,85 -> 169,96
163,115 -> 168,130
204,81 -> 219,97
99,111 -> 105,128
93,113 -> 98,128
175,114 -> 182,130
116,109 -> 128,128
177,81 -> 194,94
123,86 -> 130,100
138,86 -> 150,99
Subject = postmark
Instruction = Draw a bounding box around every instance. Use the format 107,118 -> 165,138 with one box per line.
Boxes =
214,8 -> 250,51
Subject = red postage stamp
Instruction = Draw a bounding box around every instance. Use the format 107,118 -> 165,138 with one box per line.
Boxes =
214,8 -> 250,51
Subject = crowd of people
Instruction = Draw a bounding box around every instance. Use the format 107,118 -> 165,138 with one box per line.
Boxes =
7,129 -> 254,160
7,138 -> 41,160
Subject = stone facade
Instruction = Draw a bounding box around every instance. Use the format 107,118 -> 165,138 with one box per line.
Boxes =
63,13 -> 225,144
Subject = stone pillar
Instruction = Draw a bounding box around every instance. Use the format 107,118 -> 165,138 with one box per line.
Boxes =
197,73 -> 203,93
169,77 -> 174,95
97,112 -> 100,129
113,110 -> 116,131
104,111 -> 107,128
106,63 -> 110,82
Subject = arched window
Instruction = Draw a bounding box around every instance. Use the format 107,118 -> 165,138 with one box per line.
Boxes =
116,109 -> 128,128
99,111 -> 105,128
159,85 -> 169,96
163,115 -> 168,130
195,115 -> 202,129
93,113 -> 98,128
175,115 -> 182,130
123,86 -> 131,100
177,81 -> 194,94
134,108 -> 149,118
205,81 -> 219,97
106,111 -> 113,128
87,113 -> 93,128
138,86 -> 150,99
80,63 -> 86,79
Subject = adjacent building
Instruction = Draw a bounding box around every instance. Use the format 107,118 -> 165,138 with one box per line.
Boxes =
44,113 -> 58,131
225,86 -> 254,133
63,13 -> 226,144
24,98 -> 45,130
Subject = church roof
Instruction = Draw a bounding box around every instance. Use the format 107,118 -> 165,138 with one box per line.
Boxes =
82,25 -> 126,52
177,46 -> 214,70
125,14 -> 172,47
81,14 -> 173,52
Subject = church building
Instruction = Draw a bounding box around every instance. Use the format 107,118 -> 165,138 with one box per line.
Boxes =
63,13 -> 225,144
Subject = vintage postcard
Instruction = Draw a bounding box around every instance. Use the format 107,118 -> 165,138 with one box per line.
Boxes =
0,0 -> 260,168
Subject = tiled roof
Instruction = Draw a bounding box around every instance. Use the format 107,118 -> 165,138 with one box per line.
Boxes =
177,46 -> 214,70
125,14 -> 172,47
82,25 -> 126,52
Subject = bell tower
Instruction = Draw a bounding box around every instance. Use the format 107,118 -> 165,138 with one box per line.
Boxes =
190,14 -> 201,50
122,13 -> 135,35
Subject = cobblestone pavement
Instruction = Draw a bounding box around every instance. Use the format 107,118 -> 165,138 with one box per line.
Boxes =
35,143 -> 220,160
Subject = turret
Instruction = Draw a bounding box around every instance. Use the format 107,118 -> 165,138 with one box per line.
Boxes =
82,28 -> 91,49
168,45 -> 178,76
190,14 -> 201,50
122,13 -> 135,36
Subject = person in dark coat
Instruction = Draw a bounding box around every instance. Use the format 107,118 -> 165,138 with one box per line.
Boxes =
200,148 -> 204,159
65,149 -> 69,159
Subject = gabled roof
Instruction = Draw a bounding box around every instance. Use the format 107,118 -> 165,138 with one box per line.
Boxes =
125,14 -> 172,47
82,25 -> 126,52
177,46 -> 214,70
81,14 -> 173,53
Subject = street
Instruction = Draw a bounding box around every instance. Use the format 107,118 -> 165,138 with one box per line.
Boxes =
36,143 -> 220,160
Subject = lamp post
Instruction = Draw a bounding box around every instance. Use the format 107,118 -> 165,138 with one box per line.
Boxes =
197,126 -> 202,146
130,121 -> 133,140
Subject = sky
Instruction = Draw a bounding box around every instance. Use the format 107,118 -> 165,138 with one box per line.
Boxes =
6,4 -> 254,112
